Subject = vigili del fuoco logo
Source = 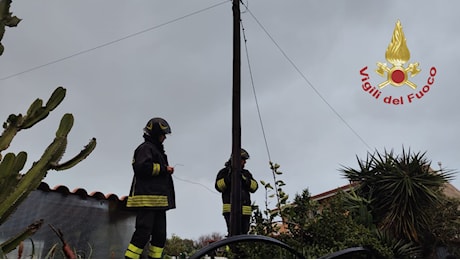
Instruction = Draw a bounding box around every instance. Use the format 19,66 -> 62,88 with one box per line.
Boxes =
359,20 -> 437,105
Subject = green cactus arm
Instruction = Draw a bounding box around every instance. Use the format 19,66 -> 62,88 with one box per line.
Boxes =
21,87 -> 66,129
0,152 -> 26,201
0,0 -> 21,56
0,87 -> 65,155
0,153 -> 16,177
0,219 -> 43,254
48,113 -> 73,164
12,151 -> 27,173
54,112 -> 73,138
0,114 -> 22,155
51,137 -> 96,171
25,99 -> 44,119
0,153 -> 16,198
0,113 -> 95,224
0,0 -> 21,27
0,132 -> 65,224
0,188 -> 28,225
45,86 -> 66,111
49,113 -> 96,170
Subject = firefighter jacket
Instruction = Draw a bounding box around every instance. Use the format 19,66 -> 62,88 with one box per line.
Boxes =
126,135 -> 175,210
215,166 -> 258,216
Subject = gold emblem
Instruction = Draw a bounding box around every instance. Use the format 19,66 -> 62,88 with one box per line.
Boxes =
376,20 -> 420,89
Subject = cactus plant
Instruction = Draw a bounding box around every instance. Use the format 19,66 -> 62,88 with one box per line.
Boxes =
0,86 -> 97,255
0,86 -> 66,156
0,0 -> 21,56
0,219 -> 43,255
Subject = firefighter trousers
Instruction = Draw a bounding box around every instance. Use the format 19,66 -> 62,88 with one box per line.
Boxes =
125,210 -> 167,258
223,213 -> 250,235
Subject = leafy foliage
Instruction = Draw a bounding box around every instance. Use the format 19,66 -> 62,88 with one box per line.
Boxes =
250,162 -> 393,258
422,194 -> 460,257
340,147 -> 458,257
280,191 -> 395,258
167,148 -> 459,258
248,148 -> 459,258
164,235 -> 196,258
250,162 -> 287,236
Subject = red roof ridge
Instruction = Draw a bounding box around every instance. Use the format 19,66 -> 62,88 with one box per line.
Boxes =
38,182 -> 127,202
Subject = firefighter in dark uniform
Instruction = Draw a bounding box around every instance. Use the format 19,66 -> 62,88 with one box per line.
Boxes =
215,148 -> 258,235
125,117 -> 175,259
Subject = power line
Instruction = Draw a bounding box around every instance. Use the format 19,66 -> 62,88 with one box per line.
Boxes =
172,164 -> 219,195
0,1 -> 229,194
241,4 -> 372,151
0,1 -> 228,81
2,1 -> 372,153
240,19 -> 272,163
173,175 -> 219,195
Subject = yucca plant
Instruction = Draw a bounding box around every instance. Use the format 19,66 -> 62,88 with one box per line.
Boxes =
341,147 -> 455,256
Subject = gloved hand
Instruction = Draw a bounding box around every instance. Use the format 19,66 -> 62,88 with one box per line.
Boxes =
241,171 -> 252,188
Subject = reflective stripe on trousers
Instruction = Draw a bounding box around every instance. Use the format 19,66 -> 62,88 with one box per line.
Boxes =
125,243 -> 164,259
148,245 -> 164,259
222,204 -> 252,215
125,243 -> 143,259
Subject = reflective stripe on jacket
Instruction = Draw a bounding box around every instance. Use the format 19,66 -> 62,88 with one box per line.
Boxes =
126,137 -> 175,210
215,167 -> 258,215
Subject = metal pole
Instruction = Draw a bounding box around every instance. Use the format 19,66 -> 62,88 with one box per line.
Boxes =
230,0 -> 242,237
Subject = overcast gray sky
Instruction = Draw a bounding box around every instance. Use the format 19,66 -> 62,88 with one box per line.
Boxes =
1,0 -> 459,240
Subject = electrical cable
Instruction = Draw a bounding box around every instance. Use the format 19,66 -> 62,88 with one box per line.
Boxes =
172,164 -> 219,195
240,19 -> 272,163
240,2 -> 372,151
173,175 -> 219,195
1,1 -> 372,191
3,1 -> 370,152
0,1 -> 228,81
240,13 -> 284,215
0,1 -> 229,195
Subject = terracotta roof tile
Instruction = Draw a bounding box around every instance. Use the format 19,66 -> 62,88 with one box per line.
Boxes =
37,182 -> 128,202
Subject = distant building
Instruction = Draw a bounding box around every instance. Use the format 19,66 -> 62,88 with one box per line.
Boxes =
0,182 -> 135,258
311,181 -> 460,203
310,182 -> 359,203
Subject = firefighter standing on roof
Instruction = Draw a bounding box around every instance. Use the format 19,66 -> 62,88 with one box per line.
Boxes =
125,117 -> 175,259
215,148 -> 258,235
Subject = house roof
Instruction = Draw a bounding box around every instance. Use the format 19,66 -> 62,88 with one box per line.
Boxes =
36,180 -> 459,206
310,181 -> 460,202
310,182 -> 359,202
37,182 -> 128,202
442,182 -> 460,199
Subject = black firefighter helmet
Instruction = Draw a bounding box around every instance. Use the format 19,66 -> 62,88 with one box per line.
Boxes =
225,148 -> 250,167
240,148 -> 250,160
231,148 -> 250,161
143,117 -> 171,137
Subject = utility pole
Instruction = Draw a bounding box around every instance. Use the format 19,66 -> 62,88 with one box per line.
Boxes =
229,0 -> 242,237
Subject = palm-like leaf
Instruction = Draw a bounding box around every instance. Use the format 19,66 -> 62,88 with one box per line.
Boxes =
341,148 -> 455,242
